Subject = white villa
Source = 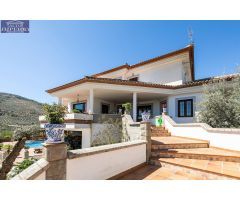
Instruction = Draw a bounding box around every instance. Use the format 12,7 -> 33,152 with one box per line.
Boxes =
47,44 -> 195,121
43,44 -> 235,122
16,44 -> 240,180
39,44 -> 237,149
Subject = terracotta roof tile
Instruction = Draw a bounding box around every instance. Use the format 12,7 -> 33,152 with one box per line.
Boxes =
46,74 -> 239,94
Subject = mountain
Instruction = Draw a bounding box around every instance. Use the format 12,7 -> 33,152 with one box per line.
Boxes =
0,92 -> 43,131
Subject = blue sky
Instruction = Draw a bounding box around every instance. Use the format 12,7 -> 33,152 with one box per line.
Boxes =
0,20 -> 240,103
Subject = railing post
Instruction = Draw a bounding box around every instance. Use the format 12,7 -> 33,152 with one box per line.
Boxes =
43,143 -> 67,180
140,122 -> 151,163
133,92 -> 137,122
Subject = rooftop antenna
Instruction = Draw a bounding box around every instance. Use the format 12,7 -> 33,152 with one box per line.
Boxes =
188,28 -> 194,45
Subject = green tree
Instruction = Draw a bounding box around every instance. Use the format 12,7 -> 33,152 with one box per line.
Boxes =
13,124 -> 41,140
198,76 -> 240,128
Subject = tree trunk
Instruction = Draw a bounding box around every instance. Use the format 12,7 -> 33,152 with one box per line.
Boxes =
0,138 -> 26,180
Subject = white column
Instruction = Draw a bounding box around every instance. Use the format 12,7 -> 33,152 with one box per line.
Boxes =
88,89 -> 94,114
58,97 -> 63,105
67,102 -> 72,113
133,92 -> 137,122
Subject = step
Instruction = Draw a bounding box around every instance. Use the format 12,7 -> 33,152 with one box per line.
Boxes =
151,128 -> 166,131
150,158 -> 240,180
151,136 -> 209,150
151,131 -> 170,134
151,142 -> 209,150
151,147 -> 240,162
151,130 -> 170,134
151,133 -> 171,137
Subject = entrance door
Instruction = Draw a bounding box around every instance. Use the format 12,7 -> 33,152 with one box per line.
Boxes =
102,103 -> 110,114
160,100 -> 167,114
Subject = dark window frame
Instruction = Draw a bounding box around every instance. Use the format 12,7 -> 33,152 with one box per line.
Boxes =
178,99 -> 193,117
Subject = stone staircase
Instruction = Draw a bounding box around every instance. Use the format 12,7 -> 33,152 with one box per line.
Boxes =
151,126 -> 171,137
149,126 -> 240,180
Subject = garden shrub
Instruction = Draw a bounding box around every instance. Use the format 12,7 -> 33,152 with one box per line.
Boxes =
0,130 -> 13,140
7,158 -> 37,179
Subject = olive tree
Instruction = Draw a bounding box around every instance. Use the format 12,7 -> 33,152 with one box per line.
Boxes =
198,75 -> 240,128
13,124 -> 42,140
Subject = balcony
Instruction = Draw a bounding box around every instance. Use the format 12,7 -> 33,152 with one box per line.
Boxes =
39,113 -> 93,128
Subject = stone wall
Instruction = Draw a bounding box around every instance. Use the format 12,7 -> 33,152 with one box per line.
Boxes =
91,114 -> 123,146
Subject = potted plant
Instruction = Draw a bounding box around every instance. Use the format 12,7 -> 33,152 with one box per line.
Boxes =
122,103 -> 132,114
42,103 -> 67,143
72,109 -> 80,113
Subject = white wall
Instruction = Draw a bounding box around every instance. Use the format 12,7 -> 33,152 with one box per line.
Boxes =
94,97 -> 115,114
82,128 -> 91,148
98,52 -> 191,85
163,114 -> 240,151
168,92 -> 203,123
67,141 -> 146,180
135,61 -> 184,85
34,171 -> 46,180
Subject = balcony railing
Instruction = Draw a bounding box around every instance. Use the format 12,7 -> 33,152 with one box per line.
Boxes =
39,113 -> 93,124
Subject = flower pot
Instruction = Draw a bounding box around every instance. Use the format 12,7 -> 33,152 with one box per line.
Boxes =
141,113 -> 150,122
44,124 -> 66,143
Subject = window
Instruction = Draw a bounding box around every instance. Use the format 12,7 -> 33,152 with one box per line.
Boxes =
178,99 -> 193,117
73,102 -> 86,113
128,77 -> 138,81
101,104 -> 110,114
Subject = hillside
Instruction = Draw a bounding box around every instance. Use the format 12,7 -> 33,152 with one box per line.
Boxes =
0,92 -> 43,131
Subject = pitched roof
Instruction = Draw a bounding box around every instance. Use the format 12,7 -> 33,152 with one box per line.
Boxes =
93,64 -> 130,77
46,74 -> 239,94
93,45 -> 195,80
